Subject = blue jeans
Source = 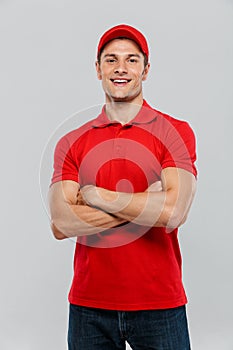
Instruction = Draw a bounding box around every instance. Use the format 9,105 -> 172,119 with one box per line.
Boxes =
68,304 -> 191,349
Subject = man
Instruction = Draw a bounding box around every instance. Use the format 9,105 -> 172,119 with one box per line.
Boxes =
49,24 -> 197,350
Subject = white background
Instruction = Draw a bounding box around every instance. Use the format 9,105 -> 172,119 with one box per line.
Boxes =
0,0 -> 232,349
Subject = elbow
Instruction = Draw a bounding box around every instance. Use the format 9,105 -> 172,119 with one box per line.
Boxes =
50,215 -> 84,239
161,206 -> 185,229
50,219 -> 68,240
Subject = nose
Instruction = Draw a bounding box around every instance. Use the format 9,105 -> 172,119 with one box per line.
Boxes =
114,59 -> 128,74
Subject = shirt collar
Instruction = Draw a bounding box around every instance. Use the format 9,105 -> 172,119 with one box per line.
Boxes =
91,100 -> 157,128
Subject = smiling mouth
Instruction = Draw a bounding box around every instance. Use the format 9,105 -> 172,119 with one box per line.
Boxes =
110,79 -> 131,86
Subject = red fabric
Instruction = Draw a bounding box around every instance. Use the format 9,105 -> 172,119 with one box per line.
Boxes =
51,100 -> 197,310
97,24 -> 149,59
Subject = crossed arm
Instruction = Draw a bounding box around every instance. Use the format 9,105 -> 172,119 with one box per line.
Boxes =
49,167 -> 196,240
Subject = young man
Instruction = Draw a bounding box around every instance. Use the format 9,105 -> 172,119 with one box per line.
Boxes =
49,24 -> 197,350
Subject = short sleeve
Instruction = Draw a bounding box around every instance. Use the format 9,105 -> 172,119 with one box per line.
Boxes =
50,135 -> 79,185
161,121 -> 197,178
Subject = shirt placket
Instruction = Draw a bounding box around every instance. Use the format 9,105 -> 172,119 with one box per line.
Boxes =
113,124 -> 128,159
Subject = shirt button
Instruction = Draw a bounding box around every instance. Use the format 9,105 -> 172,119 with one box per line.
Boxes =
116,145 -> 121,153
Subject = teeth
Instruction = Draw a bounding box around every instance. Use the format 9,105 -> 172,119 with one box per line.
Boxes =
113,79 -> 128,83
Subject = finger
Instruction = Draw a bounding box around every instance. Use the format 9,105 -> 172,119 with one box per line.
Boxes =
146,181 -> 163,192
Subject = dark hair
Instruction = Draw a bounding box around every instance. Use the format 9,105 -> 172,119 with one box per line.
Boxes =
97,37 -> 148,67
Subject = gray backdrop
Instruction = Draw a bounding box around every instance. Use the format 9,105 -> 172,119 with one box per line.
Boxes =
0,0 -> 232,349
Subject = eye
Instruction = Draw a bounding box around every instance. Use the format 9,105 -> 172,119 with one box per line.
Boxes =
128,58 -> 138,63
106,58 -> 116,63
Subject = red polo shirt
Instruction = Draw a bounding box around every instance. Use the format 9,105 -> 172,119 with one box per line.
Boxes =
51,100 -> 197,310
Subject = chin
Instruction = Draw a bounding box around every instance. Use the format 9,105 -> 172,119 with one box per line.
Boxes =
112,97 -> 129,102
109,94 -> 133,103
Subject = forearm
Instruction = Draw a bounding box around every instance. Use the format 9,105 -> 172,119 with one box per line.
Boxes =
49,181 -> 127,239
51,202 -> 126,238
81,168 -> 196,229
84,188 -> 174,227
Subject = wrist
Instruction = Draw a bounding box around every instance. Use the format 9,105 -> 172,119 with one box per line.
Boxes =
81,185 -> 116,209
94,188 -> 117,210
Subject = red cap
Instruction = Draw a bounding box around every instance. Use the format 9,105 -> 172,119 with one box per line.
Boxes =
97,24 -> 149,60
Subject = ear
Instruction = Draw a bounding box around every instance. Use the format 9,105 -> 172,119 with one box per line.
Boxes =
142,62 -> 150,81
95,61 -> 102,80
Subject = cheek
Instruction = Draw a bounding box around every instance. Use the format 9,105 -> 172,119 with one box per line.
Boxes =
133,72 -> 144,85
99,69 -> 111,82
101,78 -> 110,92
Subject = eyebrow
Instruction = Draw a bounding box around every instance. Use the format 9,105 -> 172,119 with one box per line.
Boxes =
103,53 -> 141,59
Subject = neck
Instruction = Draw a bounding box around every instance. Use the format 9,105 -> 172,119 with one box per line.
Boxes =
105,98 -> 144,125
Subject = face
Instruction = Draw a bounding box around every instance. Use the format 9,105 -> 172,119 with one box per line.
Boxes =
96,39 -> 150,104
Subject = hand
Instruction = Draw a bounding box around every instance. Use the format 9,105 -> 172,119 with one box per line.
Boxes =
80,185 -> 117,209
80,185 -> 100,207
76,189 -> 87,205
146,181 -> 163,192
